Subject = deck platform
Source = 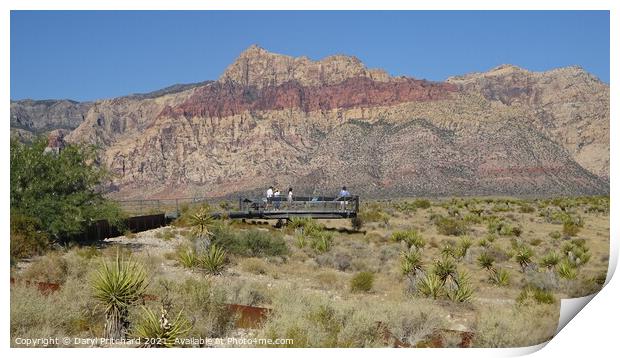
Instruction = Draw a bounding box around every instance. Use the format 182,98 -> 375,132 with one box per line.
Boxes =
218,195 -> 360,220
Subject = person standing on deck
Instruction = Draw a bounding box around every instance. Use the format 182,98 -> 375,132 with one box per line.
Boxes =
339,186 -> 350,211
287,187 -> 294,209
266,186 -> 274,209
274,188 -> 281,210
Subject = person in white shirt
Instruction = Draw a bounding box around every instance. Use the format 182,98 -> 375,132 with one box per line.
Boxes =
274,188 -> 281,210
287,187 -> 294,209
266,186 -> 274,209
338,186 -> 350,211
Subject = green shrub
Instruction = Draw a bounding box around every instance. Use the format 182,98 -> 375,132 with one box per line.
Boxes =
561,241 -> 591,267
10,213 -> 49,260
562,221 -> 581,237
213,229 -> 288,257
413,199 -> 431,209
350,272 -> 374,293
519,204 -> 535,213
517,286 -> 555,305
434,216 -> 468,236
21,251 -> 69,284
548,231 -> 562,240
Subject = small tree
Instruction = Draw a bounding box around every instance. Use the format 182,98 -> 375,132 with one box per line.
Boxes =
10,137 -> 123,244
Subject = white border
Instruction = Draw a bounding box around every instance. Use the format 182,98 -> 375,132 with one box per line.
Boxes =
2,1 -> 616,358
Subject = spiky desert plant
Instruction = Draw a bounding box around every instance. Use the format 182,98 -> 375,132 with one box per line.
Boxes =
350,271 -> 375,293
454,236 -> 473,260
177,247 -> 198,269
132,306 -> 191,347
417,273 -> 444,299
200,244 -> 227,275
440,244 -> 456,259
477,251 -> 495,271
92,252 -> 148,340
488,267 -> 510,286
295,233 -> 307,249
432,258 -> 457,284
189,207 -> 215,240
514,246 -> 533,272
310,232 -> 333,254
446,270 -> 474,303
391,229 -> 426,250
540,252 -> 561,271
557,260 -> 577,280
400,249 -> 423,277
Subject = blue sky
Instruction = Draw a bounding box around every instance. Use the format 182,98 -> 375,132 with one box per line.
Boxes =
10,11 -> 609,101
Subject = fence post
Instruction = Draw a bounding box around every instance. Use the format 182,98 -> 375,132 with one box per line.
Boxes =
176,199 -> 180,218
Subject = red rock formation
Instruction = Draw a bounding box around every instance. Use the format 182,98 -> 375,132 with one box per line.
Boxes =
161,77 -> 458,119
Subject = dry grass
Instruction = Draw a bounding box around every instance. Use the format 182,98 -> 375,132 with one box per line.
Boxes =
10,196 -> 609,348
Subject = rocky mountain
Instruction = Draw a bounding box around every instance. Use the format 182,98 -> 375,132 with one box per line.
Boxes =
10,99 -> 92,140
12,45 -> 609,199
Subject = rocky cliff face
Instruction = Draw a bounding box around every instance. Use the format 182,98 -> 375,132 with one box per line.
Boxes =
13,45 -> 609,199
10,99 -> 92,139
447,64 -> 610,178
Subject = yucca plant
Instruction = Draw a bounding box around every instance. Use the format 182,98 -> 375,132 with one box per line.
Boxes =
132,306 -> 191,347
92,252 -> 149,340
455,237 -> 473,260
488,267 -> 510,286
200,244 -> 227,275
514,246 -> 533,272
540,252 -> 561,271
440,244 -> 456,259
311,232 -> 333,253
557,260 -> 577,280
400,249 -> 423,277
517,286 -> 556,305
446,270 -> 474,303
391,229 -> 426,249
477,251 -> 495,271
417,273 -> 444,299
177,247 -> 198,269
189,207 -> 215,240
433,258 -> 457,283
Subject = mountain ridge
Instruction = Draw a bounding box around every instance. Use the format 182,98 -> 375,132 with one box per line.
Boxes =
11,45 -> 609,199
